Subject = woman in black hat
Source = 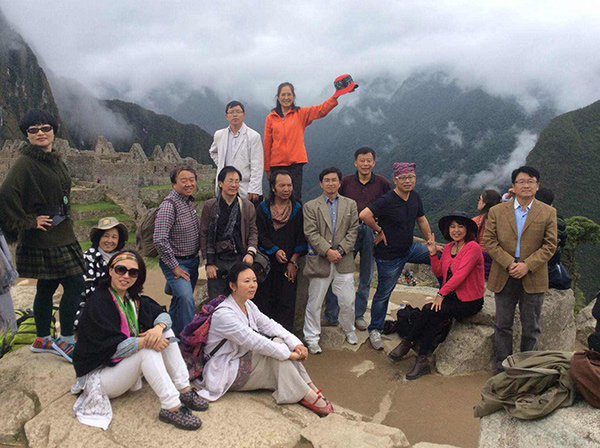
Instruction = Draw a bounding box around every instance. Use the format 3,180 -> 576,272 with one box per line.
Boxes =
389,211 -> 485,380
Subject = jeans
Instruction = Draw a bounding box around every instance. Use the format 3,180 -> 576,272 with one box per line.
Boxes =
324,223 -> 375,323
368,242 -> 430,332
494,277 -> 544,371
159,257 -> 199,338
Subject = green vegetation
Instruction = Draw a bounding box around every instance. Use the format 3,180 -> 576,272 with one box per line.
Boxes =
141,182 -> 212,190
71,201 -> 121,212
76,213 -> 133,227
563,216 -> 600,291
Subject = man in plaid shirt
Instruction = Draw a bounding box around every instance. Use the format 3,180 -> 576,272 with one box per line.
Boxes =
154,165 -> 200,337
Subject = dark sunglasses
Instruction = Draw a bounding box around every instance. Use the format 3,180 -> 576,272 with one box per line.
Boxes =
27,126 -> 53,134
112,264 -> 140,278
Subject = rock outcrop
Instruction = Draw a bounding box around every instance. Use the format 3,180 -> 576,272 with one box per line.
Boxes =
478,400 -> 600,448
576,298 -> 597,347
434,288 -> 576,375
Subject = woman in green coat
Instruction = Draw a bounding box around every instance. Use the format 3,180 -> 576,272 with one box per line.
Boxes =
0,109 -> 85,362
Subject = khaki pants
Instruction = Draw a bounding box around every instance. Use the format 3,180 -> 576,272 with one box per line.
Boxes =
234,339 -> 312,404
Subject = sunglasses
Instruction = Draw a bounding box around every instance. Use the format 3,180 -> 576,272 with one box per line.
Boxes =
112,264 -> 140,278
27,126 -> 53,134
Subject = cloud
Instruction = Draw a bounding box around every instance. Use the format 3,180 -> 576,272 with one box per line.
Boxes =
443,121 -> 463,148
2,1 -> 600,112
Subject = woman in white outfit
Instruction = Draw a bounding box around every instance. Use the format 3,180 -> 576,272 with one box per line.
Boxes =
72,250 -> 206,430
197,262 -> 333,416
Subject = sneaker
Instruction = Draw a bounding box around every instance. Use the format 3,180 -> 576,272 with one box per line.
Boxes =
308,343 -> 322,355
51,338 -> 75,363
158,405 -> 202,430
354,318 -> 367,331
30,337 -> 59,355
180,389 -> 209,412
321,319 -> 339,327
346,332 -> 359,345
369,330 -> 384,350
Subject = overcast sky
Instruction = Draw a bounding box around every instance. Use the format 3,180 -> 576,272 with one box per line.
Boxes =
2,0 -> 600,111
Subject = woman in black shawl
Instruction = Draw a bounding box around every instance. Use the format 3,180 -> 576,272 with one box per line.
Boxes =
72,250 -> 206,431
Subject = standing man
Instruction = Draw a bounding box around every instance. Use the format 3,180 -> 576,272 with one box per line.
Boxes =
484,166 -> 557,373
360,162 -> 432,350
323,147 -> 392,330
200,166 -> 258,300
154,165 -> 201,337
209,101 -> 264,202
303,167 -> 359,354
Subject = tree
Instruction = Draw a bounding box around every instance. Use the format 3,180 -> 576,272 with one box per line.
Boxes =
563,216 -> 600,288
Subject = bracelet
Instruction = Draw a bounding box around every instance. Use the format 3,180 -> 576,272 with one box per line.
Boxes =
246,251 -> 255,257
288,261 -> 299,269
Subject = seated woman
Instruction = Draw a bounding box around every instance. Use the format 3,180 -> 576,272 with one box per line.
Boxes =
196,262 -> 333,416
72,250 -> 207,431
389,212 -> 484,380
472,189 -> 501,279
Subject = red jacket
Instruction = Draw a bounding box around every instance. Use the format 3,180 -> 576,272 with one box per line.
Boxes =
263,96 -> 338,170
430,240 -> 485,302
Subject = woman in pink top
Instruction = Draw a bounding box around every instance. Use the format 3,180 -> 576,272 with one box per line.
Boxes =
472,189 -> 501,279
389,212 -> 484,380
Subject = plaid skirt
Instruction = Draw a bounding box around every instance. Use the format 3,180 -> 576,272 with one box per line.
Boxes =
16,242 -> 85,280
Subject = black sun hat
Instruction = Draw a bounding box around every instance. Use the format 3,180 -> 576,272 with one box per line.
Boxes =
438,211 -> 478,242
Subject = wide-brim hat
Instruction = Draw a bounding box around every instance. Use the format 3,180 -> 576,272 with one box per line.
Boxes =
438,211 -> 478,242
333,74 -> 359,98
90,216 -> 129,243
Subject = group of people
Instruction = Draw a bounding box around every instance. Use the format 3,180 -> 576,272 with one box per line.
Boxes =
0,73 -> 567,431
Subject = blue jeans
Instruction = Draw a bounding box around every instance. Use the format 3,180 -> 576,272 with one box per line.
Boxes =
159,257 -> 199,338
324,223 -> 375,323
368,242 -> 430,332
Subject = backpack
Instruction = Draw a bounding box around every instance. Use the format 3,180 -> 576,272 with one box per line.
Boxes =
0,307 -> 57,358
135,197 -> 176,258
179,294 -> 227,381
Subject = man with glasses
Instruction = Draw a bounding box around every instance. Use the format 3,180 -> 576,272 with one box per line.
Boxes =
209,101 -> 264,203
484,166 -> 557,373
200,166 -> 258,300
359,162 -> 432,350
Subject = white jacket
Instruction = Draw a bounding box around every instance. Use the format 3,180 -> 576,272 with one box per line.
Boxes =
196,295 -> 302,401
209,123 -> 264,198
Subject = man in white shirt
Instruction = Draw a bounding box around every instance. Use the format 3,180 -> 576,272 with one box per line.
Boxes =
209,101 -> 264,203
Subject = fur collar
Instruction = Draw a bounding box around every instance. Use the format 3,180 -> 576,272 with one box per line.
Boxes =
20,144 -> 61,165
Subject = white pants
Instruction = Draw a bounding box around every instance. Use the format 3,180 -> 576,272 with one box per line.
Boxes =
304,264 -> 355,344
100,330 -> 189,410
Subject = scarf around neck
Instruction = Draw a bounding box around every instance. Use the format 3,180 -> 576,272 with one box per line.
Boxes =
270,199 -> 292,230
207,195 -> 240,256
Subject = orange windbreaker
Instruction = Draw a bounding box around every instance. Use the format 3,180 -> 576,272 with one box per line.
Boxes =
263,96 -> 338,171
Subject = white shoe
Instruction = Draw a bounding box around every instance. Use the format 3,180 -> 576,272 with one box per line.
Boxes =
354,318 -> 367,331
308,343 -> 322,354
346,332 -> 359,345
369,330 -> 384,350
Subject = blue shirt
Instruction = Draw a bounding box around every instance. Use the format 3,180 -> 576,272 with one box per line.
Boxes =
324,194 -> 339,238
514,199 -> 533,259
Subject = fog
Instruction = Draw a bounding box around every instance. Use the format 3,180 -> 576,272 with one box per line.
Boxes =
2,1 -> 600,112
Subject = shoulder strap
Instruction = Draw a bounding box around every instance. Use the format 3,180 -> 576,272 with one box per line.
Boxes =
206,338 -> 227,359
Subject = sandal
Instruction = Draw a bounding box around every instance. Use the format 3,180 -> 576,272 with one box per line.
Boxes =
300,395 -> 334,417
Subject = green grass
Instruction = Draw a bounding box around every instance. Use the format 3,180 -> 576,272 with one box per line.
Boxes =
140,181 -> 212,190
76,213 -> 133,227
72,201 -> 121,212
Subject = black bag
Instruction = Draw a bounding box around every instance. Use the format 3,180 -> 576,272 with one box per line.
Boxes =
395,305 -> 422,338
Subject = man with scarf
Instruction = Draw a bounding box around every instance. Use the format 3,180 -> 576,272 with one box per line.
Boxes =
359,162 -> 433,351
200,166 -> 258,300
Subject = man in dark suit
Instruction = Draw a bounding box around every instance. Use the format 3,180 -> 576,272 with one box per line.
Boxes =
484,166 -> 557,372
303,167 -> 359,354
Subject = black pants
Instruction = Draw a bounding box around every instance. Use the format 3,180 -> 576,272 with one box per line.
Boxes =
407,295 -> 483,355
34,274 -> 85,337
208,252 -> 242,300
253,267 -> 298,331
271,164 -> 304,200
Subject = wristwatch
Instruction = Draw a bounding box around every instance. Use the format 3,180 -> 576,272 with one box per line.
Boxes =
337,247 -> 345,256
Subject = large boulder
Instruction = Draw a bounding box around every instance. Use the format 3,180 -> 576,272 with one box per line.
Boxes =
435,288 -> 576,375
478,400 -> 600,448
300,413 -> 410,448
576,299 -> 597,347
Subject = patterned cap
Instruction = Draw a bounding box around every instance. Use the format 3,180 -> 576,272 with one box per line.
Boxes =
393,162 -> 416,176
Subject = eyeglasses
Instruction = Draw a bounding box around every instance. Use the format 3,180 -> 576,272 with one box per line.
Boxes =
223,179 -> 240,185
514,180 -> 538,185
394,175 -> 416,181
112,264 -> 140,278
227,110 -> 244,116
27,126 -> 53,134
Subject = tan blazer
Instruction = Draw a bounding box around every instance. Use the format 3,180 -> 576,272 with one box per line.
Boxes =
483,199 -> 557,294
303,194 -> 359,278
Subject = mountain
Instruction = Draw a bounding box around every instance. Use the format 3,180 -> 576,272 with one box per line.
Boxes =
527,100 -> 600,298
0,9 -> 66,143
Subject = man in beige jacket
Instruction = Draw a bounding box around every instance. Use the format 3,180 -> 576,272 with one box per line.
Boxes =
484,166 -> 557,373
303,167 -> 359,354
